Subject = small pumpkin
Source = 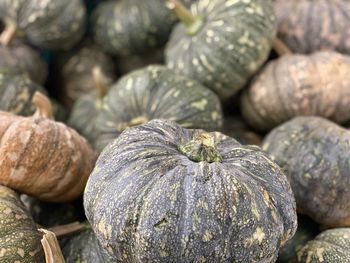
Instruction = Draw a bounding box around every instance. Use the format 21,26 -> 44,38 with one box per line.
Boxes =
263,116 -> 350,227
0,0 -> 86,50
93,65 -> 223,153
296,228 -> 350,263
0,185 -> 45,262
0,92 -> 96,202
241,50 -> 350,131
275,0 -> 350,54
84,119 -> 297,262
165,0 -> 276,99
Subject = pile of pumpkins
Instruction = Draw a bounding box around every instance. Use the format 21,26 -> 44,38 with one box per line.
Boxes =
0,0 -> 350,262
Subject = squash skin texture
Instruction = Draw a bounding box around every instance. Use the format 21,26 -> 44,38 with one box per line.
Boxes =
84,119 -> 297,262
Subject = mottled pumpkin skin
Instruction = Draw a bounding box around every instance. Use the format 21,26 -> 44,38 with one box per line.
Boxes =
93,65 -> 223,153
166,0 -> 276,99
0,110 -> 96,202
296,228 -> 350,263
0,0 -> 86,50
241,51 -> 350,131
84,119 -> 297,262
263,116 -> 350,227
275,0 -> 350,54
0,185 -> 45,262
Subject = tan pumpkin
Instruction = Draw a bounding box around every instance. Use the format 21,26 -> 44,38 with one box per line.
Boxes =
0,92 -> 96,202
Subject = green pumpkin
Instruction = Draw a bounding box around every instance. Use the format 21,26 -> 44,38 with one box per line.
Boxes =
0,0 -> 86,50
296,228 -> 350,263
93,65 -> 223,153
165,0 -> 276,99
263,116 -> 350,228
0,185 -> 45,262
84,119 -> 297,262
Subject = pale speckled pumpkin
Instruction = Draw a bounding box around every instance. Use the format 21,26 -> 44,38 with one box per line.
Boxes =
296,228 -> 350,263
241,51 -> 350,131
166,0 -> 276,99
93,65 -> 223,153
0,0 -> 86,50
263,116 -> 350,227
0,92 -> 96,202
84,119 -> 297,262
0,185 -> 45,262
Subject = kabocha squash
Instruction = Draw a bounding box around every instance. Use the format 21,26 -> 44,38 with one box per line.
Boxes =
0,0 -> 86,50
93,65 -> 223,153
0,92 -> 96,202
84,119 -> 297,262
0,185 -> 45,262
166,0 -> 276,99
241,50 -> 350,131
296,228 -> 350,263
263,116 -> 350,227
275,0 -> 350,54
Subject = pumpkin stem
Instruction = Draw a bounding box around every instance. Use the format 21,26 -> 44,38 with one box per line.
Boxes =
168,0 -> 204,35
0,22 -> 17,46
39,229 -> 66,263
48,221 -> 89,238
32,92 -> 54,119
92,66 -> 108,100
179,132 -> 222,163
272,38 -> 292,56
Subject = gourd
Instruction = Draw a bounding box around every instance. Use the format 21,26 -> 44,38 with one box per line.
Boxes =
263,116 -> 350,227
296,228 -> 350,263
0,0 -> 86,50
93,65 -> 223,153
241,50 -> 350,131
0,185 -> 45,262
275,0 -> 350,54
165,0 -> 276,99
84,119 -> 297,262
0,92 -> 96,202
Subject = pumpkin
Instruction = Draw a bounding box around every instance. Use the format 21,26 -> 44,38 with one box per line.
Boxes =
241,50 -> 350,131
0,0 -> 86,50
296,228 -> 350,263
275,0 -> 350,54
165,0 -> 276,99
92,65 -> 223,153
0,185 -> 45,262
84,119 -> 297,262
56,40 -> 116,109
263,116 -> 350,227
0,92 -> 96,202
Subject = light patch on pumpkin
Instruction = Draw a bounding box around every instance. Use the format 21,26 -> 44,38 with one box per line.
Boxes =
212,111 -> 220,121
97,219 -> 112,239
15,213 -> 28,220
4,207 -> 12,214
244,227 -> 265,247
199,54 -> 215,73
6,152 -> 18,162
125,78 -> 134,90
17,248 -> 25,258
225,0 -> 240,7
315,248 -> 325,262
0,248 -> 6,257
191,99 -> 208,111
202,230 -> 213,242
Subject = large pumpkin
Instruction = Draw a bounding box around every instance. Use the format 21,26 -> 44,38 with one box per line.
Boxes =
0,185 -> 45,262
0,92 -> 96,202
93,65 -> 223,153
241,51 -> 350,131
166,0 -> 276,99
263,116 -> 350,227
84,119 -> 297,262
0,0 -> 86,50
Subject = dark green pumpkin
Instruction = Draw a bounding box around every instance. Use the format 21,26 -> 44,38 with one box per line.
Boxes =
93,65 -> 223,153
165,0 -> 276,99
84,119 -> 297,262
0,185 -> 45,262
296,228 -> 350,263
263,116 -> 350,228
0,0 -> 86,50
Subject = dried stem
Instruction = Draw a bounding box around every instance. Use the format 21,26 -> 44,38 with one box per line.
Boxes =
0,22 -> 17,46
272,38 -> 293,56
92,66 -> 108,100
32,92 -> 54,119
48,221 -> 88,238
39,229 -> 66,263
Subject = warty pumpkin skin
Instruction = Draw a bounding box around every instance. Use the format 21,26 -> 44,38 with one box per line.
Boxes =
0,92 -> 96,202
93,64 -> 223,153
296,228 -> 350,263
84,119 -> 297,262
275,0 -> 350,54
241,51 -> 350,131
263,116 -> 350,228
0,0 -> 86,50
0,185 -> 45,262
166,0 -> 276,99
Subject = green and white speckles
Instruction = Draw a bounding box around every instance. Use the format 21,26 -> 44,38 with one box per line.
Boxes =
191,98 -> 208,110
